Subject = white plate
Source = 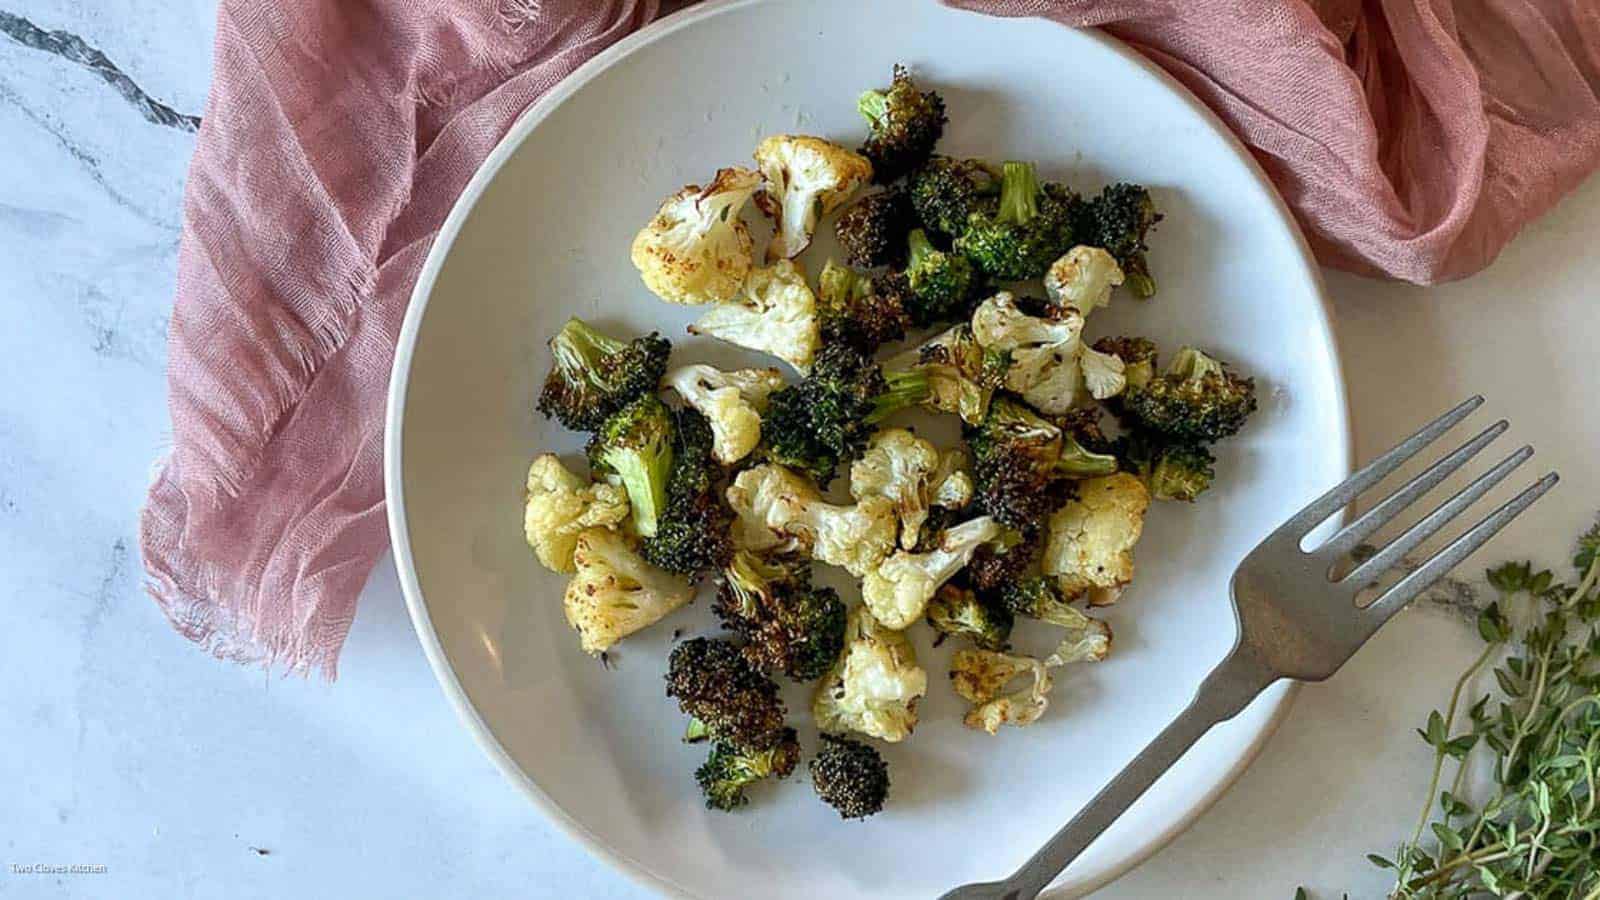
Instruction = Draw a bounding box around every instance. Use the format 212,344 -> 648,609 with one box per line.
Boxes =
385,1 -> 1350,897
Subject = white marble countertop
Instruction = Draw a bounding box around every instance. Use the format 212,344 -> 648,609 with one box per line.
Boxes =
4,3 -> 1598,898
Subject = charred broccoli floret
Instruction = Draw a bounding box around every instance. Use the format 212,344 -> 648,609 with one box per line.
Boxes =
965,527 -> 1041,595
1117,429 -> 1216,503
909,156 -> 1000,238
1074,183 -> 1161,297
696,728 -> 801,812
759,386 -> 841,485
1122,346 -> 1257,443
954,162 -> 1075,281
761,344 -> 931,484
586,395 -> 674,537
817,259 -> 910,352
1091,336 -> 1159,391
858,64 -> 947,184
810,734 -> 890,819
666,637 -> 787,751
966,397 -> 1118,529
536,318 -> 670,431
927,584 -> 1014,651
835,190 -> 913,268
714,550 -> 847,681
905,228 -> 978,325
1058,405 -> 1113,455
641,407 -> 734,577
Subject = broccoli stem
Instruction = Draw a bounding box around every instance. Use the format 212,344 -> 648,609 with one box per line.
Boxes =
1123,255 -> 1156,299
867,368 -> 932,424
550,317 -> 627,379
1169,346 -> 1223,382
1055,434 -> 1119,478
604,442 -> 672,537
997,161 -> 1040,226
906,228 -> 936,270
857,90 -> 889,128
684,717 -> 711,743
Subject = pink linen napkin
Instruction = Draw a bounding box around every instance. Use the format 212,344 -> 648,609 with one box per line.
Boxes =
143,0 -> 1599,677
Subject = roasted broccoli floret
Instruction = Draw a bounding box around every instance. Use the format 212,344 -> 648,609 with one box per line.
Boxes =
563,528 -> 694,655
905,228 -> 978,325
909,156 -> 1000,238
817,259 -> 910,353
759,344 -> 930,484
857,64 -> 947,184
835,189 -> 914,268
1122,346 -> 1257,443
1117,429 -> 1217,503
965,527 -> 1040,595
695,729 -> 801,812
1091,336 -> 1159,392
536,318 -> 671,431
641,408 -> 734,577
954,162 -> 1075,281
926,584 -> 1014,651
586,395 -> 674,537
666,637 -> 788,751
966,397 -> 1117,529
714,549 -> 847,681
1058,404 -> 1113,454
810,734 -> 890,819
1074,182 -> 1161,297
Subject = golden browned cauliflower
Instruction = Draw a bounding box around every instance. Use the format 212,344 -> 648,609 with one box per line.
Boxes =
725,463 -> 897,578
687,260 -> 821,374
562,528 -> 694,655
813,604 -> 927,742
950,649 -> 1055,734
753,135 -> 873,260
1043,473 -> 1151,600
523,454 -> 630,573
630,167 -> 761,306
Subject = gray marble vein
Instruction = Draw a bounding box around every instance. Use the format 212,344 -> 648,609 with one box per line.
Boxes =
0,9 -> 199,131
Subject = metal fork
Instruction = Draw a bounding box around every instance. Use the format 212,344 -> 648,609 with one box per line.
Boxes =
940,397 -> 1559,900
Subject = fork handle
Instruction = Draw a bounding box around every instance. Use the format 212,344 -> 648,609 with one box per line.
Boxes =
997,648 -> 1279,900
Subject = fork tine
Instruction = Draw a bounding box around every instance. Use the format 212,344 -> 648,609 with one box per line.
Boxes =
1317,420 -> 1509,559
1276,396 -> 1484,543
1344,445 -> 1534,587
1367,473 -> 1560,621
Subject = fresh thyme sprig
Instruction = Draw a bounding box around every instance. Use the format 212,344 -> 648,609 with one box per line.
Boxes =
1362,517 -> 1600,899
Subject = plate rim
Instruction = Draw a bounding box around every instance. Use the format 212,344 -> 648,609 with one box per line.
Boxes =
383,2 -> 1353,897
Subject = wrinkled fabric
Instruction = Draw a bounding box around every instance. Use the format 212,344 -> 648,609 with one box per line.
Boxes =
145,0 -> 1599,678
951,0 -> 1600,282
141,0 -> 656,676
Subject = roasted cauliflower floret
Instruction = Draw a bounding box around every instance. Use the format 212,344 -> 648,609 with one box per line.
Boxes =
664,364 -> 785,464
688,260 -> 820,374
523,454 -> 630,573
971,291 -> 1087,415
849,428 -> 946,550
631,167 -> 761,305
950,649 -> 1055,734
931,447 -> 974,509
862,516 -> 1003,629
1044,246 -> 1125,318
725,464 -> 897,577
813,604 -> 928,742
754,135 -> 873,260
563,528 -> 695,655
1043,473 -> 1150,600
